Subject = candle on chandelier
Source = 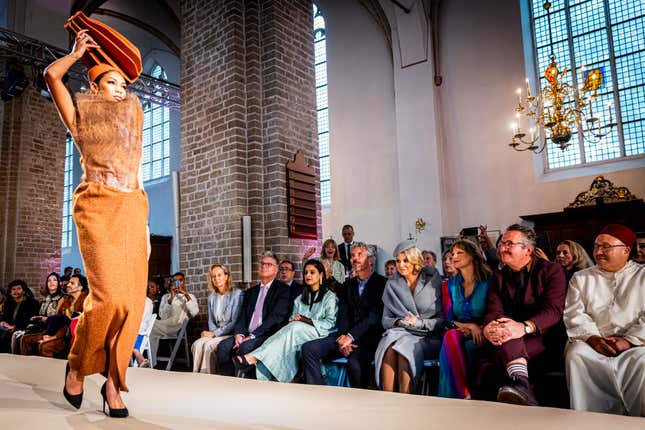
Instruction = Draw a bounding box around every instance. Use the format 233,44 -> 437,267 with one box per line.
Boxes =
525,78 -> 532,98
517,88 -> 522,106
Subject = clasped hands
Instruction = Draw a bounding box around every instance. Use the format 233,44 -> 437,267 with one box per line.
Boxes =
483,317 -> 525,346
586,335 -> 631,357
233,334 -> 252,349
336,334 -> 357,357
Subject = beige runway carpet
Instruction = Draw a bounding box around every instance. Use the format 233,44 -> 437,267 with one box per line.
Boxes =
0,354 -> 642,429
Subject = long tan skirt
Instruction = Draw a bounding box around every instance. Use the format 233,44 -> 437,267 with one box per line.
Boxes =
68,182 -> 149,392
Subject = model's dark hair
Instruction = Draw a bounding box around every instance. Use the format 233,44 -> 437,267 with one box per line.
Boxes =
40,272 -> 62,297
301,259 -> 330,305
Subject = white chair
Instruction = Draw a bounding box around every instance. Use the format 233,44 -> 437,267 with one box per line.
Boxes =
131,313 -> 156,367
154,318 -> 192,371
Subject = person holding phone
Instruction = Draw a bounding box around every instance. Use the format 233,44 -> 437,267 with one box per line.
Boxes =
148,272 -> 199,365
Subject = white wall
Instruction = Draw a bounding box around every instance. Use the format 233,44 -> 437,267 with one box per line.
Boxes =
318,0 -> 443,270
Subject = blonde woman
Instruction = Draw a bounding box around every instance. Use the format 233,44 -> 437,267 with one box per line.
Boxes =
192,265 -> 242,374
303,238 -> 346,284
374,240 -> 443,394
554,240 -> 593,281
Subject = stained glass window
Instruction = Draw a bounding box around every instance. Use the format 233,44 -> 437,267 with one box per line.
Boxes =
530,0 -> 645,169
142,64 -> 171,181
61,134 -> 74,248
314,4 -> 331,206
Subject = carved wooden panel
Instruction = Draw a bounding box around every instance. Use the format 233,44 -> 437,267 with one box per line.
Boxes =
286,151 -> 317,239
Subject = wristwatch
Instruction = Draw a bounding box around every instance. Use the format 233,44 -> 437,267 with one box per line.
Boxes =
523,321 -> 533,335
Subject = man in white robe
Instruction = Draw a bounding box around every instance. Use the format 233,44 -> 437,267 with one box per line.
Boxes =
564,224 -> 645,416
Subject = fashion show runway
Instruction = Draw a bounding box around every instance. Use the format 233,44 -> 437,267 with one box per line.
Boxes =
0,354 -> 642,429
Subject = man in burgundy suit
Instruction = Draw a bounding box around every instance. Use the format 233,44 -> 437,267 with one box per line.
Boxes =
478,224 -> 567,406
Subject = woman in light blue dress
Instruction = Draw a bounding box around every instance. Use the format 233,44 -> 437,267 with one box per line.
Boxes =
235,259 -> 338,382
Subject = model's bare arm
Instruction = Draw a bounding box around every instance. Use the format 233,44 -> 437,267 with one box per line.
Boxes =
43,29 -> 99,134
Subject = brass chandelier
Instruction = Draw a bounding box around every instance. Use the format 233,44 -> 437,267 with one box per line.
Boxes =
509,0 -> 614,153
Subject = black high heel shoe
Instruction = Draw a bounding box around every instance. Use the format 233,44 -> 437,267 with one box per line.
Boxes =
63,362 -> 83,409
100,382 -> 129,418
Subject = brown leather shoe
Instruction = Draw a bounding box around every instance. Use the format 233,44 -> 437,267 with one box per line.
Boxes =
497,375 -> 538,406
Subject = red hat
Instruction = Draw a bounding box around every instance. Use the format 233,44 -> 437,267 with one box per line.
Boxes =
599,224 -> 636,249
65,11 -> 142,84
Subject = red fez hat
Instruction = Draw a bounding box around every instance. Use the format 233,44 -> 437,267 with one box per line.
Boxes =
65,11 -> 142,84
599,224 -> 636,249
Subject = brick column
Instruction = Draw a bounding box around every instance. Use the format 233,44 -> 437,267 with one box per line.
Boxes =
180,0 -> 320,313
0,86 -> 66,291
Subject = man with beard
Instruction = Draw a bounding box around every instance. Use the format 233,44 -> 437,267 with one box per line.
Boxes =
301,242 -> 386,388
564,224 -> 645,416
478,224 -> 567,406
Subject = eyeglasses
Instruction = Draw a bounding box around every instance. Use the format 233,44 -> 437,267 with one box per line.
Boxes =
497,240 -> 526,249
593,243 -> 626,251
259,262 -> 277,268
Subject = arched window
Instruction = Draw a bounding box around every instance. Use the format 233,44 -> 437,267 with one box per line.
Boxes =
141,64 -> 171,181
61,134 -> 74,248
529,0 -> 644,170
314,4 -> 331,206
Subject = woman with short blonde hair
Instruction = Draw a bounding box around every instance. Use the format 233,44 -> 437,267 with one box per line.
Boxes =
374,240 -> 444,394
192,264 -> 242,374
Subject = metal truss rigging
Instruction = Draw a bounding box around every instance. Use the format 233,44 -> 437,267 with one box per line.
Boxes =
0,27 -> 180,110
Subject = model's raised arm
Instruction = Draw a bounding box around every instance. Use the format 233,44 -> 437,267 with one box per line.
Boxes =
43,29 -> 99,134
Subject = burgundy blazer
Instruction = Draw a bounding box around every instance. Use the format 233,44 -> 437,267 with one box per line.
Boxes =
484,256 -> 566,334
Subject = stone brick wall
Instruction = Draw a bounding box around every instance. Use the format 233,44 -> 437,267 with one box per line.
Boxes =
180,0 -> 321,331
0,86 -> 66,293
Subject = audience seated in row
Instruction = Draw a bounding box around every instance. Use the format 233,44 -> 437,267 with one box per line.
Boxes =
235,259 -> 338,382
20,273 -> 88,357
216,252 -> 290,377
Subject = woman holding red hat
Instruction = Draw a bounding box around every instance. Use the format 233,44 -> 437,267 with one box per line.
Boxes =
44,20 -> 148,418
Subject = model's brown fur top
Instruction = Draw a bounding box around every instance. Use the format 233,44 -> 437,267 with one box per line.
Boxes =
73,92 -> 143,191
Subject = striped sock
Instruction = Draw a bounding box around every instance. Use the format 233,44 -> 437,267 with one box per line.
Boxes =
506,363 -> 528,379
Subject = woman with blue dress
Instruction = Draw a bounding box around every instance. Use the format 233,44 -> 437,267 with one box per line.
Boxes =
438,239 -> 492,399
235,259 -> 338,382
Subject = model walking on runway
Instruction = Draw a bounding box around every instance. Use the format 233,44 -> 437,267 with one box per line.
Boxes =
44,13 -> 149,418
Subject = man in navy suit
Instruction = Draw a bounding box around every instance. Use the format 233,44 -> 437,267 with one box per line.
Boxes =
301,242 -> 386,388
216,251 -> 290,377
338,224 -> 355,276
